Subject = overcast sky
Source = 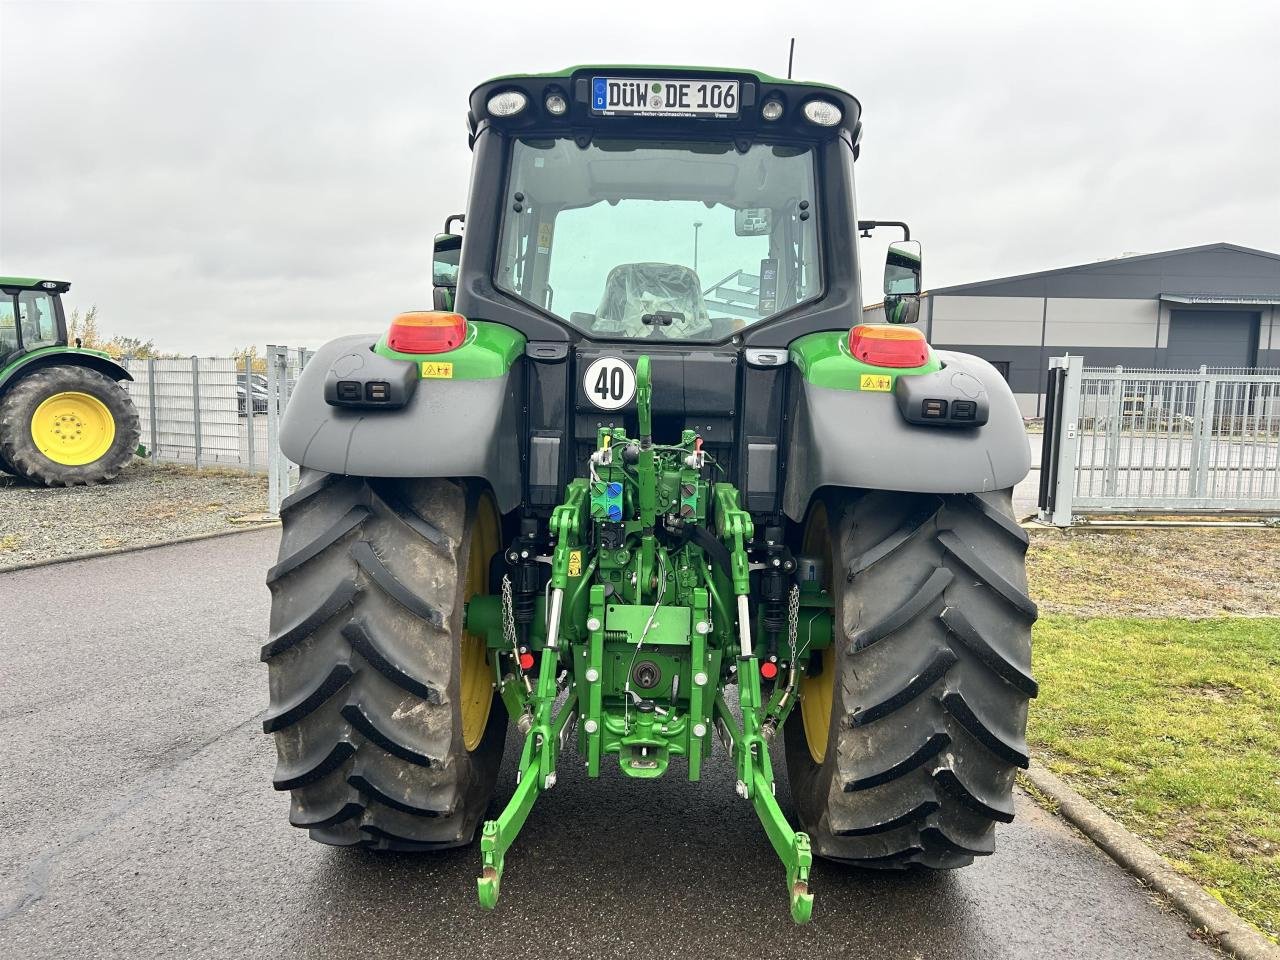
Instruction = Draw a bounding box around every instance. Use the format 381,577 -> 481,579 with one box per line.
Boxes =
2,0 -> 1278,354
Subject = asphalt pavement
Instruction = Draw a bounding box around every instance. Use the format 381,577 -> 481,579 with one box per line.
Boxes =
0,529 -> 1220,959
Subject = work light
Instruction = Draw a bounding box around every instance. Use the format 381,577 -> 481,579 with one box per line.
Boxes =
487,90 -> 528,117
802,99 -> 842,127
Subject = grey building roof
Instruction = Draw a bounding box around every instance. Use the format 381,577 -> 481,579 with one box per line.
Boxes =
926,242 -> 1280,300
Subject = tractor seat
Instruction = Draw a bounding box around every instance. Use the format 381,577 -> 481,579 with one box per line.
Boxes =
592,262 -> 713,339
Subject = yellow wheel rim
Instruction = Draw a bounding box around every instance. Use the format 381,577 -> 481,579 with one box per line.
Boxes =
31,392 -> 116,466
460,492 -> 500,751
799,502 -> 836,764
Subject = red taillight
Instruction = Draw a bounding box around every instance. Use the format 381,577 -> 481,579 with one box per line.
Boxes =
387,311 -> 467,354
848,324 -> 929,368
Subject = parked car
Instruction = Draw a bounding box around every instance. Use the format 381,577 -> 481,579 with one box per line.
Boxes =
237,379 -> 269,416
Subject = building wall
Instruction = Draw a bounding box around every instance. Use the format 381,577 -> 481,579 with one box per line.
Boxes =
1043,297 -> 1157,347
930,295 -> 1043,346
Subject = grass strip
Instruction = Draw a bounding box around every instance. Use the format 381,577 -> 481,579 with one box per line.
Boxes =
1030,615 -> 1280,943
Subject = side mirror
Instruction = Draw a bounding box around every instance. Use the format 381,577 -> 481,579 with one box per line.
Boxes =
883,239 -> 922,324
432,233 -> 462,310
433,233 -> 462,288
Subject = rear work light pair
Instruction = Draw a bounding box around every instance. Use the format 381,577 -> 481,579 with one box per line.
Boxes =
487,89 -> 568,117
848,324 -> 929,369
387,311 -> 467,354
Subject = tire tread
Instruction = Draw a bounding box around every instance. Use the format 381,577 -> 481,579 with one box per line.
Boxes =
786,487 -> 1036,869
263,475 -> 505,851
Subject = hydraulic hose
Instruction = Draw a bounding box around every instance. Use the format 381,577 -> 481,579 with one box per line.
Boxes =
688,524 -> 734,580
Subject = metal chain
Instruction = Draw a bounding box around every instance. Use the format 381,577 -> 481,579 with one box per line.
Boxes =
501,575 -> 518,650
501,574 -> 533,695
787,584 -> 800,666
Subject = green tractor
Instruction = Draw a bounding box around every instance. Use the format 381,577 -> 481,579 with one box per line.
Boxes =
264,67 -> 1037,924
0,278 -> 140,485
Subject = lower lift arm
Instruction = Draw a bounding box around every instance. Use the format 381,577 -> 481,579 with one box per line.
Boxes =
477,691 -> 577,908
713,484 -> 814,924
476,486 -> 585,909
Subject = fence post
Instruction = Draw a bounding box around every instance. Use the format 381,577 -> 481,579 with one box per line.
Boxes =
1187,365 -> 1209,500
1036,364 -> 1062,519
284,348 -> 300,494
147,358 -> 159,463
1195,368 -> 1218,501
1050,354 -> 1083,527
244,353 -> 256,473
1102,365 -> 1124,497
266,345 -> 286,516
191,356 -> 203,470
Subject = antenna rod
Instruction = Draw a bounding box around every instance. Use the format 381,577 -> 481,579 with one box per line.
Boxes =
787,38 -> 796,79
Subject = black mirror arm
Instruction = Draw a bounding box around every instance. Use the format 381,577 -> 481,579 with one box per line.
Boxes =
444,213 -> 466,234
857,219 -> 910,241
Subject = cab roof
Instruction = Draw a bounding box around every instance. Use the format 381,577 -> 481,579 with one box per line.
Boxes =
0,277 -> 70,293
467,65 -> 861,144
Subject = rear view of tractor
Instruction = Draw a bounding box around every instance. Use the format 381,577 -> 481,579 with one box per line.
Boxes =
262,66 -> 1037,923
0,278 -> 140,485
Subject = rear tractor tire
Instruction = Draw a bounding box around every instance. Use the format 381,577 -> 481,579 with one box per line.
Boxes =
785,488 -> 1038,868
0,365 -> 140,486
263,471 -> 507,849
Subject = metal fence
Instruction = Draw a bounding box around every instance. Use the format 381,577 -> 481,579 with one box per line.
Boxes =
118,345 -> 312,514
1038,355 -> 1280,525
264,345 -> 312,515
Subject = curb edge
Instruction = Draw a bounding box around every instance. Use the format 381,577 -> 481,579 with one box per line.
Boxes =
0,522 -> 281,575
1024,762 -> 1279,959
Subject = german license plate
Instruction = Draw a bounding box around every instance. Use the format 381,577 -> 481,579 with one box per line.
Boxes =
591,77 -> 739,118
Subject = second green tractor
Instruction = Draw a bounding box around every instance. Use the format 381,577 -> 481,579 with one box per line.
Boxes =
0,278 -> 139,486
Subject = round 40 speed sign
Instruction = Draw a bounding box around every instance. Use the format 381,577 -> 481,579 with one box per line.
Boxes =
582,356 -> 636,411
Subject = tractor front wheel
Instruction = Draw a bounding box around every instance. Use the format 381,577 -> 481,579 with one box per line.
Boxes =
785,489 -> 1038,868
263,471 -> 507,849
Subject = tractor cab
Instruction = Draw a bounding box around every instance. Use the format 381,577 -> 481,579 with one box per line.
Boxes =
435,67 -> 918,347
404,68 -> 929,516
0,278 -> 69,366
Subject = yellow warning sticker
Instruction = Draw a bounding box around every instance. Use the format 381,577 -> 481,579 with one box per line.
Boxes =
421,361 -> 454,379
567,550 -> 583,577
859,374 -> 892,392
537,222 -> 553,254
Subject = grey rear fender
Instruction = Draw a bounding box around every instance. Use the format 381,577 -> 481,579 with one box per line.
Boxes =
782,350 -> 1030,520
279,334 -> 523,512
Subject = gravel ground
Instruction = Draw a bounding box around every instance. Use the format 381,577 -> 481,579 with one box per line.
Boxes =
0,460 -> 270,569
1028,526 -> 1280,618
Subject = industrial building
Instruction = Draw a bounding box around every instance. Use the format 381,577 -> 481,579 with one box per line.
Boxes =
867,243 -> 1280,416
